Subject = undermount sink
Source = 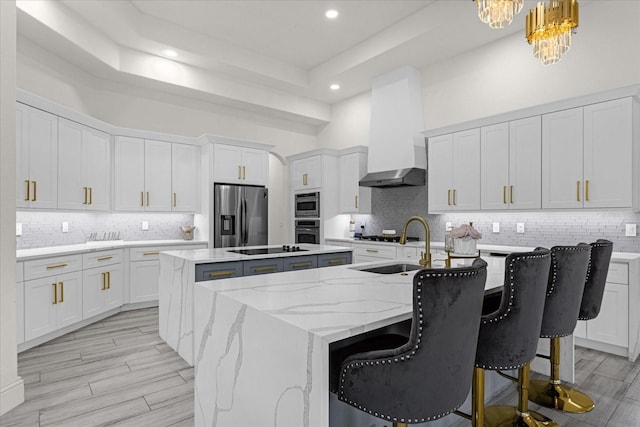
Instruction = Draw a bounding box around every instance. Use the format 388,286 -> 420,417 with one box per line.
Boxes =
355,263 -> 422,275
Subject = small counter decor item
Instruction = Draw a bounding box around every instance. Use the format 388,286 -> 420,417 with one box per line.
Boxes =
451,222 -> 482,255
181,225 -> 196,241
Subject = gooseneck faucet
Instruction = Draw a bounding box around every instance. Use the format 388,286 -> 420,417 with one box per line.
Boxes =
399,216 -> 431,268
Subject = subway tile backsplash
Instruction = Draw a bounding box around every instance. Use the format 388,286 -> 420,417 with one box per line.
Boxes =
16,211 -> 194,249
352,186 -> 640,253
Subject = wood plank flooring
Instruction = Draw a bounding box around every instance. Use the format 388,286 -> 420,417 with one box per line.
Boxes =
2,307 -> 640,426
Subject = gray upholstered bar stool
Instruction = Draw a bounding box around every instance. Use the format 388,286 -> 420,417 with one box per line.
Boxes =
330,259 -> 488,427
529,240 -> 612,413
471,248 -> 555,427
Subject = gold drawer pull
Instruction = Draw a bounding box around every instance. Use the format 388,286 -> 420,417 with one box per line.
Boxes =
510,185 -> 514,204
52,283 -> 57,304
97,256 -> 113,261
141,191 -> 144,206
238,165 -> 242,179
89,187 -> 93,205
503,186 -> 507,204
292,263 -> 312,269
32,181 -> 37,201
25,180 -> 30,201
328,259 -> 345,265
585,180 -> 590,201
254,266 -> 276,273
107,271 -> 111,289
242,166 -> 246,180
59,282 -> 64,303
173,192 -> 177,208
577,181 -> 581,202
101,272 -> 106,290
143,252 -> 160,256
366,249 -> 379,253
146,192 -> 150,207
83,187 -> 88,204
209,271 -> 234,278
355,195 -> 358,209
452,189 -> 456,205
447,189 -> 451,206
46,263 -> 68,270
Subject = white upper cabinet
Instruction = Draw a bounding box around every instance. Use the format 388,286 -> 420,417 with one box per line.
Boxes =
428,128 -> 481,213
291,155 -> 322,191
171,143 -> 199,212
114,136 -> 146,211
213,143 -> 268,186
58,118 -> 110,211
583,98 -> 633,208
339,150 -> 371,214
144,139 -> 173,211
16,103 -> 58,209
542,97 -> 633,209
481,117 -> 541,210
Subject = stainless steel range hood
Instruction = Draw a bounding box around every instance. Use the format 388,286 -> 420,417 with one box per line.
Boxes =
360,66 -> 426,188
359,168 -> 425,188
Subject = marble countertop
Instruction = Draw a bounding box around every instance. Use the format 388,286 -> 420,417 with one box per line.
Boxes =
161,243 -> 353,263
326,237 -> 640,261
16,239 -> 208,261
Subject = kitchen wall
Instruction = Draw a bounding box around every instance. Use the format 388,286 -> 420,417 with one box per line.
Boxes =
15,211 -> 194,250
350,186 -> 640,253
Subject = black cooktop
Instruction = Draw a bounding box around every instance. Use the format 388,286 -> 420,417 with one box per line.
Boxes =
228,245 -> 308,256
359,235 -> 420,243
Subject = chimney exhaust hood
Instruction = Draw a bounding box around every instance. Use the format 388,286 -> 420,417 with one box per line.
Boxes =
359,66 -> 426,188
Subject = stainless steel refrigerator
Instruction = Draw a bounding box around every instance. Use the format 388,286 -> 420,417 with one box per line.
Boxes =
213,183 -> 268,248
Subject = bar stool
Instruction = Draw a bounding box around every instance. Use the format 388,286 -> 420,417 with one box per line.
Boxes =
472,248 -> 556,427
330,259 -> 488,427
529,240 -> 612,413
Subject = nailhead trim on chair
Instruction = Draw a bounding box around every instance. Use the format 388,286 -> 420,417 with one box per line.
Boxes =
578,241 -> 610,321
476,252 -> 548,371
337,267 -> 483,422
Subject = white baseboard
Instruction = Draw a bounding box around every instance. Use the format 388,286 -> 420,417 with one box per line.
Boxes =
0,377 -> 24,416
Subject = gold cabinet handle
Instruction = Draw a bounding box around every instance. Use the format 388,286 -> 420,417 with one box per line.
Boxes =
453,189 -> 457,205
242,166 -> 246,180
59,282 -> 64,303
143,251 -> 160,256
209,271 -> 233,278
291,263 -> 312,269
146,192 -> 150,207
328,259 -> 345,265
32,180 -> 37,201
366,249 -> 379,253
510,185 -> 514,204
238,165 -> 242,179
46,263 -> 68,270
585,180 -> 589,202
25,180 -> 30,201
101,272 -> 106,290
355,195 -> 358,209
577,181 -> 581,202
107,271 -> 111,289
254,266 -> 276,273
89,187 -> 92,205
447,189 -> 451,206
141,191 -> 144,207
97,256 -> 113,261
52,283 -> 57,305
83,187 -> 88,204
503,186 -> 507,204
173,192 -> 177,208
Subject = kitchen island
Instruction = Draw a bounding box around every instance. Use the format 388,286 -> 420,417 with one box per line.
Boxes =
159,244 -> 353,365
192,258 -> 507,427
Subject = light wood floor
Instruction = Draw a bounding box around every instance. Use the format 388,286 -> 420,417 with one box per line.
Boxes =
2,307 -> 640,426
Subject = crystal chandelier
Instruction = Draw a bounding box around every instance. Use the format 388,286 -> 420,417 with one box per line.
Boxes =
477,0 -> 524,29
526,0 -> 579,65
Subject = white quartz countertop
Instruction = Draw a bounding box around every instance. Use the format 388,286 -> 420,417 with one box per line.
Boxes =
326,237 -> 640,261
161,243 -> 353,263
195,258 -> 502,344
16,239 -> 208,261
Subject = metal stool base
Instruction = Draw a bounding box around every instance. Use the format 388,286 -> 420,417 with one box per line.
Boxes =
485,405 -> 560,427
528,379 -> 595,413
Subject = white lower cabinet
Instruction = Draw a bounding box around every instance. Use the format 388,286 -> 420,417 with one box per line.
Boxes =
24,271 -> 83,341
352,242 -> 396,264
16,262 -> 24,345
83,264 -> 123,319
574,262 -> 629,350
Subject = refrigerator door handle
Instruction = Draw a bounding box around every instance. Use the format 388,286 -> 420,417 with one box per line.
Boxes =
242,199 -> 248,244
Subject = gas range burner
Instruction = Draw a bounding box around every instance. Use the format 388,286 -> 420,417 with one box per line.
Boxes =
359,235 -> 420,243
228,245 -> 308,256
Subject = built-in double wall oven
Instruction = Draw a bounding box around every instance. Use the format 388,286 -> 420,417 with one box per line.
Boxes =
294,192 -> 320,244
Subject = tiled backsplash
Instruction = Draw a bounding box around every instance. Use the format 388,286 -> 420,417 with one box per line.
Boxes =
352,186 -> 640,253
16,211 -> 195,249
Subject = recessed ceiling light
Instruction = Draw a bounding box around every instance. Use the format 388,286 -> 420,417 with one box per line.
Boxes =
330,83 -> 340,91
325,9 -> 338,19
162,49 -> 178,58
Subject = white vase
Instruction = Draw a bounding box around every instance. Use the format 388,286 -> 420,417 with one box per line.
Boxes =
454,237 -> 477,255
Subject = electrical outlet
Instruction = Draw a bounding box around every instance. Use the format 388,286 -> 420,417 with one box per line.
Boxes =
142,221 -> 149,231
62,221 -> 69,233
626,224 -> 637,237
445,221 -> 452,230
516,223 -> 525,234
16,223 -> 22,236
492,222 -> 500,233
